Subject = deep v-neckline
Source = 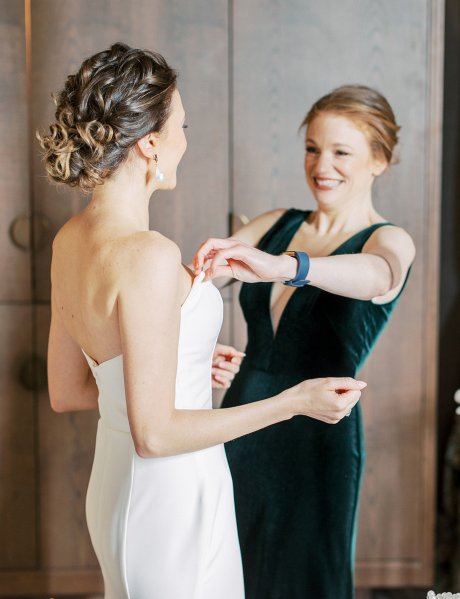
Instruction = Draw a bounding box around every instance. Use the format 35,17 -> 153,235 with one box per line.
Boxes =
267,210 -> 389,339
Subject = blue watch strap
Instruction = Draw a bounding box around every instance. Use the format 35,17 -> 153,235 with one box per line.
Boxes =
283,251 -> 311,287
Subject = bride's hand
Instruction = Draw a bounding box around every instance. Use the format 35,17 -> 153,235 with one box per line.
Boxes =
193,237 -> 296,283
212,343 -> 245,389
281,377 -> 367,424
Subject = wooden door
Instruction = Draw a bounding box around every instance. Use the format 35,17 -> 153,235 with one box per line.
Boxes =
0,0 -> 37,581
229,0 -> 443,588
0,0 -> 443,594
0,0 -> 229,594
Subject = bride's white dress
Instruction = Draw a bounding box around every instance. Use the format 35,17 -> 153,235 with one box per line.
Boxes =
82,272 -> 245,599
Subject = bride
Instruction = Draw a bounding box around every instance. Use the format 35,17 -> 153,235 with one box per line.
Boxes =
39,42 -> 365,599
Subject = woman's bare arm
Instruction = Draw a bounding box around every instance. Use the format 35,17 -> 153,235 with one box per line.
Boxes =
48,289 -> 98,412
117,232 -> 365,459
194,225 -> 415,303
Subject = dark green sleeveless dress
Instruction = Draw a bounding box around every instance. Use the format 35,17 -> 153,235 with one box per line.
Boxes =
222,208 -> 409,599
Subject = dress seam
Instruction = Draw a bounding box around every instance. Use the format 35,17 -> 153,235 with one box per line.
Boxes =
121,452 -> 135,599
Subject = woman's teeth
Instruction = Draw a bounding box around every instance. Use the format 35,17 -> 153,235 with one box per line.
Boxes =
315,178 -> 342,188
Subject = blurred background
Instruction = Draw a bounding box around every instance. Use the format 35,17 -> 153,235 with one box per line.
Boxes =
0,0 -> 458,597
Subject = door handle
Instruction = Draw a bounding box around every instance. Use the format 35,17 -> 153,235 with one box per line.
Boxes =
9,213 -> 51,251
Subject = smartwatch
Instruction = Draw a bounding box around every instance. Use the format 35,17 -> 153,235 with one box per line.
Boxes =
283,251 -> 311,287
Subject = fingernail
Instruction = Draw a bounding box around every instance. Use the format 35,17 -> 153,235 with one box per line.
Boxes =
357,381 -> 367,388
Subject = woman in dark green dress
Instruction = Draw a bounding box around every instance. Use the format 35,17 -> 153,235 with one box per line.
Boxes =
194,86 -> 415,598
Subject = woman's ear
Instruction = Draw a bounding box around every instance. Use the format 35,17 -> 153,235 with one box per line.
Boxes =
136,132 -> 158,159
372,157 -> 388,177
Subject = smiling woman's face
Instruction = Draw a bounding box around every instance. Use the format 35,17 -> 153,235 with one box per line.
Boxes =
304,113 -> 387,209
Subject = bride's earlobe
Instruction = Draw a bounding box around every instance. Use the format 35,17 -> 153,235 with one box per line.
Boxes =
153,154 -> 165,183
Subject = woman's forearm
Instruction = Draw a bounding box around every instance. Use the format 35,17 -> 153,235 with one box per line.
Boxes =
132,376 -> 364,458
135,394 -> 296,458
278,252 -> 393,300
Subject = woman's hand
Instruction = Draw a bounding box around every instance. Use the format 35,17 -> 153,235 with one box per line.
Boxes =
212,343 -> 245,389
281,377 -> 367,424
193,237 -> 296,283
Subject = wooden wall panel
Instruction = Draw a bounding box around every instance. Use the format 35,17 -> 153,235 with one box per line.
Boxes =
25,0 -> 228,592
232,0 -> 442,586
31,0 -> 229,300
0,306 -> 36,569
0,0 -> 37,577
0,0 -> 442,593
0,0 -> 31,301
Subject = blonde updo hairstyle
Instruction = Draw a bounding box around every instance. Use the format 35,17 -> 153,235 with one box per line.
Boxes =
301,85 -> 400,165
37,42 -> 177,193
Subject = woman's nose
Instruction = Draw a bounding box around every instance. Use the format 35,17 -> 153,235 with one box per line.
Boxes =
314,151 -> 333,173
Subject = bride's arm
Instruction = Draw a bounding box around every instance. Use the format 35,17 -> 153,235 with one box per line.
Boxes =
118,232 -> 365,459
48,288 -> 98,412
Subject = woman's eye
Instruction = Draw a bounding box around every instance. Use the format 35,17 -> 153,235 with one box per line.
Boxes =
306,146 -> 317,154
182,124 -> 188,129
336,150 -> 349,156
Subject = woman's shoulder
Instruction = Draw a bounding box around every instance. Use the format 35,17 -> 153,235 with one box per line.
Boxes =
113,231 -> 186,306
114,231 -> 182,275
233,207 -> 292,246
365,220 -> 416,259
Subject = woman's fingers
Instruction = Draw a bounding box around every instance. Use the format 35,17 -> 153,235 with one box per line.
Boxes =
203,263 -> 234,281
203,249 -> 249,280
324,377 -> 367,392
207,246 -> 280,283
194,238 -> 271,283
214,343 -> 245,359
193,237 -> 243,272
211,344 -> 245,389
215,360 -> 240,374
212,374 -> 231,389
212,366 -> 236,388
212,367 -> 235,380
293,377 -> 367,424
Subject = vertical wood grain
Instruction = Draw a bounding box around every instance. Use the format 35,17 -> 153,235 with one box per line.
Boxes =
0,0 -> 31,301
232,0 -> 442,586
0,0 -> 443,592
28,0 -> 229,586
31,0 -> 229,300
0,306 -> 36,568
0,0 -> 37,573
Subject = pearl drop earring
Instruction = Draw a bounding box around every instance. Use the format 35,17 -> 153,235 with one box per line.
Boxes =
153,154 -> 165,183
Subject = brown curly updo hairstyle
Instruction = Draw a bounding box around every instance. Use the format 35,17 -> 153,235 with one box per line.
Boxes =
301,85 -> 400,164
37,42 -> 177,192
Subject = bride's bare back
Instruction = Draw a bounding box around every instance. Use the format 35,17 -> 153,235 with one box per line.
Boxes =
51,208 -> 192,367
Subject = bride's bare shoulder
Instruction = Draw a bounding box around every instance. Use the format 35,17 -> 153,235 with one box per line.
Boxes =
116,231 -> 181,274
114,231 -> 185,310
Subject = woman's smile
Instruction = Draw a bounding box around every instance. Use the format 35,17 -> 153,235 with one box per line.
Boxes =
312,176 -> 344,190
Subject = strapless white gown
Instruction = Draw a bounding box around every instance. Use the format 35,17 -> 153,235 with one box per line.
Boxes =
82,272 -> 244,599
